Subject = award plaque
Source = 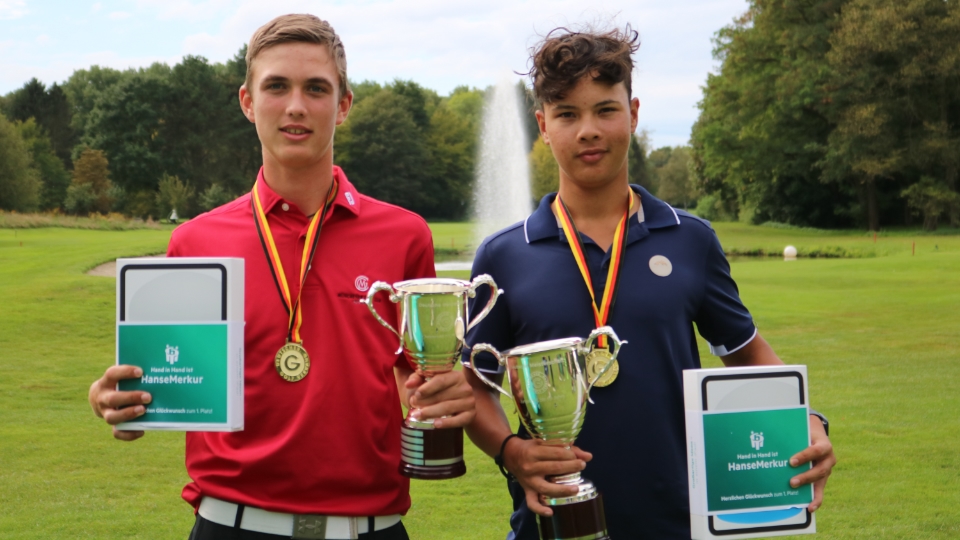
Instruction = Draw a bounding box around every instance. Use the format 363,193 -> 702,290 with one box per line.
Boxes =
365,276 -> 501,479
684,365 -> 815,539
116,257 -> 244,431
468,326 -> 625,540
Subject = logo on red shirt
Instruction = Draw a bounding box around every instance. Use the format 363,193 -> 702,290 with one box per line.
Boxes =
355,275 -> 370,292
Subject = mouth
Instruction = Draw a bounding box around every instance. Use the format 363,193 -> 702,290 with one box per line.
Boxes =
577,148 -> 607,163
280,125 -> 312,136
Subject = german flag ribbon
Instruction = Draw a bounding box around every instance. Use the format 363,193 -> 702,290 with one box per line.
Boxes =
553,189 -> 634,348
252,178 -> 339,344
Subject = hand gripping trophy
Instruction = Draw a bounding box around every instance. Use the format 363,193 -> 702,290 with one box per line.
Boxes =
365,276 -> 501,479
468,326 -> 625,540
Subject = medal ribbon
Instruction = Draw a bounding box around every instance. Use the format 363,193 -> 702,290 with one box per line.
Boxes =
252,178 -> 338,344
553,189 -> 634,348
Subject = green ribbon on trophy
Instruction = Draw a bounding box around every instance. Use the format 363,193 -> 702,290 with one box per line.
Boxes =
552,189 -> 634,387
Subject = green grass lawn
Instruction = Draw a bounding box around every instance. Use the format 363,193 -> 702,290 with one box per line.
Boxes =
1,224 -> 958,538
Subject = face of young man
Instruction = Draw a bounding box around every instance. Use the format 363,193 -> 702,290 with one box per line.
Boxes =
239,42 -> 352,172
536,77 -> 640,191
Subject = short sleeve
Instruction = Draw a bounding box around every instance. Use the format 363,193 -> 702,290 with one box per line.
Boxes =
462,241 -> 514,374
693,230 -> 757,356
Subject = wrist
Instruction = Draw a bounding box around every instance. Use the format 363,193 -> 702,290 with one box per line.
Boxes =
495,433 -> 520,481
809,409 -> 829,437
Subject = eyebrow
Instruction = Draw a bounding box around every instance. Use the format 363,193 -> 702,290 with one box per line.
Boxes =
260,75 -> 334,88
552,99 -> 622,111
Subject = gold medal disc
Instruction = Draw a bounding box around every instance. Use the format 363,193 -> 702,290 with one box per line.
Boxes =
275,342 -> 310,382
586,349 -> 619,388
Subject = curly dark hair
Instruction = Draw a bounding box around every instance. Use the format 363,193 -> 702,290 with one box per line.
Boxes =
526,25 -> 640,106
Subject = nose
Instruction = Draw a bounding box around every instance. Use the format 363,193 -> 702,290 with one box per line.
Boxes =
286,88 -> 307,118
577,113 -> 601,141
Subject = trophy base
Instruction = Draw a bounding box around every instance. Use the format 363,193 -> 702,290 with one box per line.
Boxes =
538,493 -> 609,540
399,418 -> 466,480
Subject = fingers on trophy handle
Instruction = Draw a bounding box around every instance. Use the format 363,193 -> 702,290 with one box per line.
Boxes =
468,344 -> 512,398
466,274 -> 502,332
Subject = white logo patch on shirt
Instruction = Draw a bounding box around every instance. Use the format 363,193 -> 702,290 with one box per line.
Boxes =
345,192 -> 355,206
355,275 -> 370,292
649,255 -> 673,277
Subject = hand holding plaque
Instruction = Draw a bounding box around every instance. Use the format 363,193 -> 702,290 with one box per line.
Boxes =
365,276 -> 501,479
468,326 -> 625,540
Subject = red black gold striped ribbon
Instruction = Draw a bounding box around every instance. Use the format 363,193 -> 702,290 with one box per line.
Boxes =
553,189 -> 634,348
252,179 -> 338,344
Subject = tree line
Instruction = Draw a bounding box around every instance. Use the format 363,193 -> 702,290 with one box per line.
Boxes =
692,0 -> 960,230
0,47 -> 484,221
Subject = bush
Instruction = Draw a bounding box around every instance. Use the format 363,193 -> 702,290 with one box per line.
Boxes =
901,177 -> 960,231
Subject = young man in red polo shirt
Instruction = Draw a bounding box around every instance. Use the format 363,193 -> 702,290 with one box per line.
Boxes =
88,14 -> 475,540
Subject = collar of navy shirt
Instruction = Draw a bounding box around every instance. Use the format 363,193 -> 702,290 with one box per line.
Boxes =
523,185 -> 681,253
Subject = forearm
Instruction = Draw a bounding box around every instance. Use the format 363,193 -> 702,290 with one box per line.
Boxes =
464,370 -> 514,458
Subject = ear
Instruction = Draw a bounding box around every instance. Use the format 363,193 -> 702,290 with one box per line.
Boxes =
535,109 -> 549,145
239,85 -> 255,124
335,89 -> 354,126
629,97 -> 640,133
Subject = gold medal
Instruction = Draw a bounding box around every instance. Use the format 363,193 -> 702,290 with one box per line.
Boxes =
586,349 -> 619,387
253,178 -> 338,382
275,342 -> 310,382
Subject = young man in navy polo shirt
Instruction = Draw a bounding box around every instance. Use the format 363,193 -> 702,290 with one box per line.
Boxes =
464,27 -> 836,539
88,14 -> 475,539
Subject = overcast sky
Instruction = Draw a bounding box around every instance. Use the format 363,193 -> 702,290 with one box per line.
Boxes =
0,0 -> 749,149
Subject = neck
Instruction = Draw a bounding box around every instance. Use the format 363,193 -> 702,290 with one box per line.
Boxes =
557,179 -> 635,223
555,178 -> 637,252
261,156 -> 334,216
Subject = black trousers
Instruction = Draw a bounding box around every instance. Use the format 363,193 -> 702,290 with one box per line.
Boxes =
188,515 -> 410,540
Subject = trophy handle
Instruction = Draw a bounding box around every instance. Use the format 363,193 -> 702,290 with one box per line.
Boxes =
466,343 -> 512,398
583,326 -> 627,394
466,274 -> 503,332
365,281 -> 403,352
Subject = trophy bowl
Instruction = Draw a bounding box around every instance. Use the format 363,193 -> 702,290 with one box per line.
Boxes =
365,275 -> 500,479
468,326 -> 625,540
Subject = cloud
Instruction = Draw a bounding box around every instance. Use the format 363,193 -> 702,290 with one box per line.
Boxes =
35,34 -> 52,45
108,11 -> 133,20
136,0 -> 233,22
92,2 -> 102,12
0,0 -> 27,20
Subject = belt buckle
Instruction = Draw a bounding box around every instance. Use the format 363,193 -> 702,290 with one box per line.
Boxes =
292,515 -> 359,540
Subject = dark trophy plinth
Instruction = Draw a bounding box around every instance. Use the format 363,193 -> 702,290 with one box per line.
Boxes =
539,492 -> 610,540
399,421 -> 466,479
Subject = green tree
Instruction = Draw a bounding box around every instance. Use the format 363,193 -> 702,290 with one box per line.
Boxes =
4,79 -> 76,168
655,147 -> 698,209
15,118 -> 71,210
199,184 -> 236,212
692,0 -> 852,227
0,112 -> 42,212
530,138 -> 559,201
629,132 -> 654,193
901,177 -> 960,230
156,174 -> 195,219
336,89 -> 433,214
68,148 -> 113,214
823,0 -> 960,230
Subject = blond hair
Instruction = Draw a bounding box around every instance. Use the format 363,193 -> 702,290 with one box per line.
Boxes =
245,14 -> 350,98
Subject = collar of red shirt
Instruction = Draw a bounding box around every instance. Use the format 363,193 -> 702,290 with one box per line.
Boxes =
254,165 -> 362,218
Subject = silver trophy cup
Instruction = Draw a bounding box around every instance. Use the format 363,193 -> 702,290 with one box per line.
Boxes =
468,326 -> 625,540
365,275 -> 501,479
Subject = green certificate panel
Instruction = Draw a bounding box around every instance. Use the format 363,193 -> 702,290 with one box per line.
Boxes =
118,324 -> 228,423
703,407 -> 812,512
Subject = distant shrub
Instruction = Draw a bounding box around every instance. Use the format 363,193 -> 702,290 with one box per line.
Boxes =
0,210 -> 163,230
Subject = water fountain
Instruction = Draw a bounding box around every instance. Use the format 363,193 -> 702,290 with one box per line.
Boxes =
473,77 -> 533,250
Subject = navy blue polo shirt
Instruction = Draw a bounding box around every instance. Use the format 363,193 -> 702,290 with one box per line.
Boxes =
464,186 -> 756,540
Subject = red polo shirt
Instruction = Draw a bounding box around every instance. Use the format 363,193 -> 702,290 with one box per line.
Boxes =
167,166 -> 434,516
